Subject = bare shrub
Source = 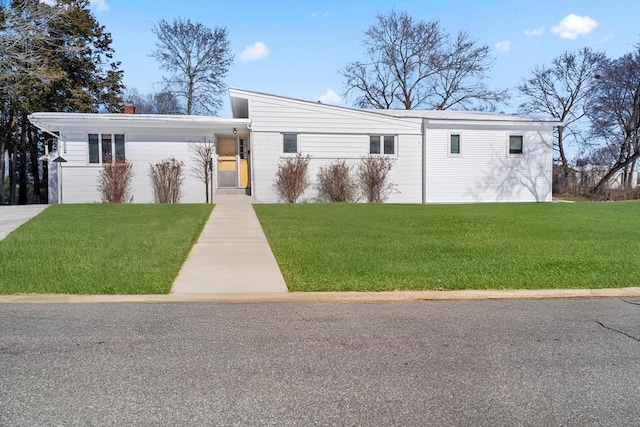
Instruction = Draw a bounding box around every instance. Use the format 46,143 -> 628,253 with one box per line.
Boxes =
316,160 -> 357,202
98,159 -> 134,203
357,154 -> 395,202
274,153 -> 311,203
189,138 -> 215,203
149,158 -> 185,203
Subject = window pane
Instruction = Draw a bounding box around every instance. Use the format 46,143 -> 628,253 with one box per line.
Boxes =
384,135 -> 395,154
450,134 -> 460,154
102,134 -> 112,162
283,134 -> 297,153
509,135 -> 523,154
114,134 -> 125,161
88,134 -> 99,163
369,136 -> 380,154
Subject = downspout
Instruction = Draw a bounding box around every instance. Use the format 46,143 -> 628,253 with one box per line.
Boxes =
247,122 -> 255,199
422,118 -> 427,204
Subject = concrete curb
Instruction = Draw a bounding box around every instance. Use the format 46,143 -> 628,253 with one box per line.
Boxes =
1,287 -> 639,304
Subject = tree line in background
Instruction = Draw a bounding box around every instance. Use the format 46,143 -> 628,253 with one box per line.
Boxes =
0,4 -> 637,204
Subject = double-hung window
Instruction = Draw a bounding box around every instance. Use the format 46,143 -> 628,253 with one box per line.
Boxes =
369,135 -> 396,155
89,133 -> 125,163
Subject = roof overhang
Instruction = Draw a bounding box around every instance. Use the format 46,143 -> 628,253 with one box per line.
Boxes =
28,113 -> 252,134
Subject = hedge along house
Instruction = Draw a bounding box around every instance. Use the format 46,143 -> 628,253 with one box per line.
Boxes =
29,88 -> 561,204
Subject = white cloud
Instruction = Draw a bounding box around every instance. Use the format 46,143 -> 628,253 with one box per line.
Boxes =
551,14 -> 598,39
495,40 -> 511,52
239,42 -> 269,62
317,89 -> 341,104
39,0 -> 56,5
524,26 -> 545,37
90,0 -> 109,11
311,12 -> 329,18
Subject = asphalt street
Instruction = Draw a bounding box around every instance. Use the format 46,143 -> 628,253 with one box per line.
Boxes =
1,298 -> 639,426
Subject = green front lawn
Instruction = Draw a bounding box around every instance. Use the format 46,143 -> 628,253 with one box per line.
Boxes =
0,204 -> 212,294
254,202 -> 640,292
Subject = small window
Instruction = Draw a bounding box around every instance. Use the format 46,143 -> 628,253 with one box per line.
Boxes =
114,134 -> 125,161
509,135 -> 523,155
88,134 -> 99,164
369,136 -> 380,154
370,135 -> 395,155
101,134 -> 113,161
283,133 -> 297,153
450,134 -> 461,155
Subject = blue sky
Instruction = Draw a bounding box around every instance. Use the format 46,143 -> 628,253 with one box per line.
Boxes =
88,0 -> 640,117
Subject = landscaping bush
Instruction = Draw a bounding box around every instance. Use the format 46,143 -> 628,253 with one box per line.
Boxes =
357,154 -> 395,202
98,159 -> 134,203
316,160 -> 357,202
149,157 -> 185,203
274,153 -> 311,203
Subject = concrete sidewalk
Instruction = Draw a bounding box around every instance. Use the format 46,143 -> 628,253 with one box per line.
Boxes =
0,205 -> 49,241
170,194 -> 288,293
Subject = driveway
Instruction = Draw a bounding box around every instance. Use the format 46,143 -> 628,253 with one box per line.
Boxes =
0,205 -> 49,240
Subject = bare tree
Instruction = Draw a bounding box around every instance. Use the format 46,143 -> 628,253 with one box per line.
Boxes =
518,47 -> 605,180
151,18 -> 232,115
587,46 -> 640,195
189,138 -> 215,203
124,87 -> 181,114
342,10 -> 507,111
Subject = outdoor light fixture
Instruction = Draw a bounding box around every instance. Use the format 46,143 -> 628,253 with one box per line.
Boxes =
233,127 -> 237,135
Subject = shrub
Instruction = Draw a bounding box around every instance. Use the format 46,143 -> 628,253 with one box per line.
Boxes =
316,160 -> 357,202
149,158 -> 185,203
357,154 -> 395,202
274,153 -> 311,203
98,159 -> 134,203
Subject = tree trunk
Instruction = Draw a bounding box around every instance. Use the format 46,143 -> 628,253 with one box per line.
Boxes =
591,152 -> 640,195
557,126 -> 570,179
0,140 -> 5,204
29,125 -> 41,203
18,118 -> 28,205
9,135 -> 17,205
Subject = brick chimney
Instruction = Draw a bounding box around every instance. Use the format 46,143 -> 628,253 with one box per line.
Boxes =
123,103 -> 136,114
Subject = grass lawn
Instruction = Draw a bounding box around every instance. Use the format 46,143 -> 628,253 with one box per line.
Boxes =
0,204 -> 212,294
254,202 -> 640,292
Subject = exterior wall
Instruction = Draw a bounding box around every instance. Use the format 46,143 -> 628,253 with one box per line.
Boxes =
55,128 -> 214,203
424,123 -> 553,203
239,90 -> 424,203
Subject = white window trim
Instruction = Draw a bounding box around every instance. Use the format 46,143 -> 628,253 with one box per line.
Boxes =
281,132 -> 299,156
369,134 -> 397,156
507,134 -> 525,156
87,133 -> 126,165
448,132 -> 462,157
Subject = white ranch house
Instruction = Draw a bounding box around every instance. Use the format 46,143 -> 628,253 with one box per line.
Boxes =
28,88 -> 561,204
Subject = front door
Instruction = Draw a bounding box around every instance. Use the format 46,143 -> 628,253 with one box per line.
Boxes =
217,138 -> 237,188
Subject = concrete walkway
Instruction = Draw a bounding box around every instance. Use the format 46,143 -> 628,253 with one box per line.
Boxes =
0,205 -> 49,241
170,194 -> 288,293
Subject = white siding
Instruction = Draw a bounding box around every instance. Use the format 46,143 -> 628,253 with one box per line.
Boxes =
55,128 -> 216,203
424,124 -> 553,203
239,90 -> 424,203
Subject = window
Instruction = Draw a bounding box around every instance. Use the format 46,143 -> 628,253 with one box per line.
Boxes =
88,133 -> 125,163
283,133 -> 297,153
450,134 -> 461,155
509,135 -> 523,155
370,135 -> 396,155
